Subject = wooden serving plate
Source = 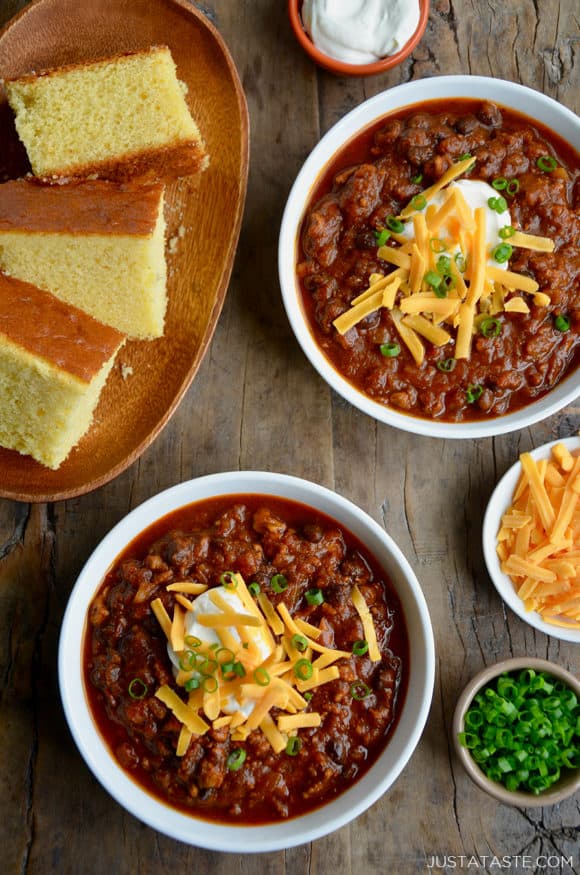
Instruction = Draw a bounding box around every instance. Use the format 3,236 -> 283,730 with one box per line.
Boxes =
0,0 -> 249,502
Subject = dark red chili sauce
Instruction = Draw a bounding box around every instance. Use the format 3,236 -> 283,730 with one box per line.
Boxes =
297,99 -> 580,422
84,495 -> 408,824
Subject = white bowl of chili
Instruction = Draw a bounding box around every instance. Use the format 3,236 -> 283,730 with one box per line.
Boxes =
59,470 -> 435,851
483,436 -> 580,644
279,75 -> 580,438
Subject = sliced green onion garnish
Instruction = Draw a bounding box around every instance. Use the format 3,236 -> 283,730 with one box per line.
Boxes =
184,635 -> 202,649
458,669 -> 580,795
128,678 -> 148,700
466,384 -> 483,403
492,243 -> 513,263
437,358 -> 456,373
537,155 -> 558,172
499,225 -> 515,239
429,238 -> 447,253
291,634 -> 309,653
411,194 -> 427,211
352,640 -> 369,656
253,667 -> 271,686
411,172 -> 423,184
350,681 -> 371,700
248,582 -> 261,596
286,737 -> 302,756
227,748 -> 246,771
436,255 -> 451,275
554,314 -> 571,332
305,588 -> 324,606
479,317 -> 502,338
386,216 -> 405,233
488,196 -> 508,213
424,270 -> 442,290
454,252 -> 467,272
303,692 -> 313,702
270,573 -> 288,593
506,179 -> 520,196
492,177 -> 508,191
458,152 -> 473,161
220,571 -> 237,588
374,228 -> 390,247
202,675 -> 218,693
294,658 -> 314,681
185,677 -> 200,691
380,342 -> 400,358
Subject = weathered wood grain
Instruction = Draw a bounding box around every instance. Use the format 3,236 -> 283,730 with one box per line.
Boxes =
0,0 -> 578,873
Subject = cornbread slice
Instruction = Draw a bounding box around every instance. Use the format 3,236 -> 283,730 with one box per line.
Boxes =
0,273 -> 125,469
4,46 -> 208,183
0,179 -> 166,339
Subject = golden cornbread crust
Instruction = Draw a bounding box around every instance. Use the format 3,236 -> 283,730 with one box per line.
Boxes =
5,45 -> 209,184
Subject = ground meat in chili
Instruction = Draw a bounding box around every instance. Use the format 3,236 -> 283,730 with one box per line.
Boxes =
297,99 -> 580,422
85,495 -> 408,824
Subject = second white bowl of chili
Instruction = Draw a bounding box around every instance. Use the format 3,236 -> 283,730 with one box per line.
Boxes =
59,470 -> 435,851
279,75 -> 580,438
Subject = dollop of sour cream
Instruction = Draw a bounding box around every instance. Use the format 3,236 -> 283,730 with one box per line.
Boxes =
401,179 -> 512,268
166,587 -> 274,716
302,0 -> 421,65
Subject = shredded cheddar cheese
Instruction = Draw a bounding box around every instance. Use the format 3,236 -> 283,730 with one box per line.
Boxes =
330,158 -> 555,369
497,444 -> 580,629
148,573 -> 384,759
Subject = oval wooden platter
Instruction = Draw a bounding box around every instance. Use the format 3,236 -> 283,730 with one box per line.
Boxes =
0,0 -> 249,503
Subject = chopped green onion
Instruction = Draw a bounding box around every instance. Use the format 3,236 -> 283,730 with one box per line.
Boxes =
411,172 -> 423,184
492,243 -> 513,264
128,678 -> 148,700
352,640 -> 369,656
437,358 -> 456,373
185,677 -> 201,691
424,270 -> 443,290
374,228 -> 390,247
454,252 -> 467,272
294,658 -> 314,681
488,196 -> 508,214
248,582 -> 260,596
350,681 -> 371,700
554,314 -> 571,332
291,634 -> 309,653
202,675 -> 218,693
270,573 -> 288,593
429,238 -> 447,253
492,177 -> 508,191
537,155 -> 558,172
380,342 -> 400,357
227,748 -> 246,771
458,152 -> 473,161
479,317 -> 502,338
286,737 -> 302,756
220,571 -> 237,588
253,667 -> 270,686
466,384 -> 483,403
499,225 -> 515,239
303,692 -> 313,702
386,216 -> 405,233
506,179 -> 520,196
458,669 -> 580,796
436,255 -> 451,274
305,588 -> 324,606
184,635 -> 202,649
411,194 -> 427,211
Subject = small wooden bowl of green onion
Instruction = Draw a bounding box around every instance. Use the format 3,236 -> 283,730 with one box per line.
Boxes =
452,657 -> 580,807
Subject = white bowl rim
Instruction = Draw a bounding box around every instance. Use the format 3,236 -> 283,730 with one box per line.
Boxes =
278,75 -> 580,439
58,470 -> 436,852
482,436 -> 580,643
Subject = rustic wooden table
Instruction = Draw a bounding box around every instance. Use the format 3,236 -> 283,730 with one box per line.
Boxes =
0,1 -> 578,873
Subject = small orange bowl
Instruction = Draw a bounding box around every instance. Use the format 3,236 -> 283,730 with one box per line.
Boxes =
288,0 -> 430,76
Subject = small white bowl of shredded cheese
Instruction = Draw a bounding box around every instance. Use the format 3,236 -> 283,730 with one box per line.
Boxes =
288,0 -> 430,76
